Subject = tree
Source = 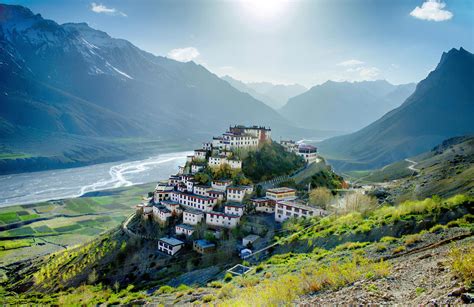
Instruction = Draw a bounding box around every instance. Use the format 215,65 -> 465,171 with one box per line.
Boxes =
195,172 -> 211,185
341,193 -> 377,216
309,187 -> 333,209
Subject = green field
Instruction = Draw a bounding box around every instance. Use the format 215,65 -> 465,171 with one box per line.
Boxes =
0,182 -> 154,266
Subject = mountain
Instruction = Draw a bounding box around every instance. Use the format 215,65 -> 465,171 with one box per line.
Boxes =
0,4 -> 313,173
318,47 -> 474,171
222,75 -> 307,109
280,80 -> 416,132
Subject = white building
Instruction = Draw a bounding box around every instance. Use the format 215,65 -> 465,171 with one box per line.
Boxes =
227,159 -> 242,170
193,185 -> 212,196
161,200 -> 183,216
227,186 -> 247,203
207,190 -> 225,202
251,198 -> 276,213
229,125 -> 271,145
211,179 -> 232,192
191,164 -> 204,174
224,202 -> 245,217
153,205 -> 172,222
203,142 -> 213,151
183,209 -> 205,225
297,144 -> 318,164
266,187 -> 297,201
170,191 -> 217,212
175,224 -> 195,237
153,182 -> 174,203
208,156 -> 227,168
275,200 -> 327,223
205,211 -> 241,229
280,140 -> 299,153
194,149 -> 207,161
222,132 -> 258,149
168,175 -> 181,186
158,237 -> 184,256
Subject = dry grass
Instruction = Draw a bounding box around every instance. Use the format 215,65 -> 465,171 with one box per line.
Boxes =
449,242 -> 474,288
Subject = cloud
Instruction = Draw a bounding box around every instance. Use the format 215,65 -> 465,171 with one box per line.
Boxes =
167,47 -> 200,62
91,3 -> 127,17
346,66 -> 380,80
337,59 -> 365,67
410,0 -> 453,21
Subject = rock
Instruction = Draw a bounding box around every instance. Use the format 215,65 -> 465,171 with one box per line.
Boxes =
461,293 -> 474,304
448,286 -> 466,297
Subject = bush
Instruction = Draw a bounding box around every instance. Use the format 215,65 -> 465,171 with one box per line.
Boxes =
224,273 -> 233,282
375,243 -> 387,252
202,294 -> 215,303
156,285 -> 174,294
404,234 -> 422,245
393,246 -> 406,254
208,281 -> 223,288
380,236 -> 397,243
334,241 -> 369,251
429,224 -> 446,233
255,264 -> 264,273
449,242 -> 474,288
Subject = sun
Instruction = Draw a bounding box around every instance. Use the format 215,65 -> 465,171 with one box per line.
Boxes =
241,0 -> 289,20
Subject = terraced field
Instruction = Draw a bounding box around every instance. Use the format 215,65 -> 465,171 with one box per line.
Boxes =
0,183 -> 154,269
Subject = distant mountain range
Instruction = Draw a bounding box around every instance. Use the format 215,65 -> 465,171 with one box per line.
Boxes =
319,47 -> 474,170
0,4 -> 322,173
222,75 -> 307,109
280,80 -> 416,133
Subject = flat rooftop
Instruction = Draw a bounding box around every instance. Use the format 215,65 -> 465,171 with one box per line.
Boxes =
267,187 -> 296,194
159,237 -> 184,246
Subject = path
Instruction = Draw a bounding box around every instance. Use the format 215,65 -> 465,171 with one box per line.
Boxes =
405,158 -> 420,173
122,212 -> 156,240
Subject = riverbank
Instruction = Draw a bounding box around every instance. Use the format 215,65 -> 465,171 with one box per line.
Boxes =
0,151 -> 190,207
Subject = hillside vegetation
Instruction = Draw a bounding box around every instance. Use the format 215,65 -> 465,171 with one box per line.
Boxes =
2,194 -> 472,305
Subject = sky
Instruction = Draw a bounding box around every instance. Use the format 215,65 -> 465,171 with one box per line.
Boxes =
3,0 -> 474,87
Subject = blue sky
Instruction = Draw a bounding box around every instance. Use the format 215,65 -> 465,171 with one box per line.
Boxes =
4,0 -> 474,87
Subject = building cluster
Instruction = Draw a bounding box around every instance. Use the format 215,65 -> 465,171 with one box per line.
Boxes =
280,140 -> 319,164
137,125 -> 327,256
251,187 -> 327,222
137,125 -> 271,255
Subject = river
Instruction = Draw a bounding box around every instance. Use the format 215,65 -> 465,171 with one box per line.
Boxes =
0,151 -> 191,207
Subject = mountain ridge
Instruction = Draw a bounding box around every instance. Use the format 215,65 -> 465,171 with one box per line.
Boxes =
280,79 -> 416,132
318,47 -> 474,170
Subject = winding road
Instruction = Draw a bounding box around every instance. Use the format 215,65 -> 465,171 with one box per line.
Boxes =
405,158 -> 420,173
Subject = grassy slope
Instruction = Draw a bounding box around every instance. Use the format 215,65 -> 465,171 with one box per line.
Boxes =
1,194 -> 472,305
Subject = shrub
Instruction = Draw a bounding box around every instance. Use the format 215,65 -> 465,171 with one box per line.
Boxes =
176,284 -> 190,292
449,242 -> 474,288
334,241 -> 369,251
156,285 -> 174,294
393,246 -> 406,254
429,224 -> 446,233
404,234 -> 422,245
208,281 -> 223,288
224,273 -> 233,282
218,284 -> 236,299
202,294 -> 215,303
375,243 -> 387,252
255,264 -> 264,273
380,236 -> 397,243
